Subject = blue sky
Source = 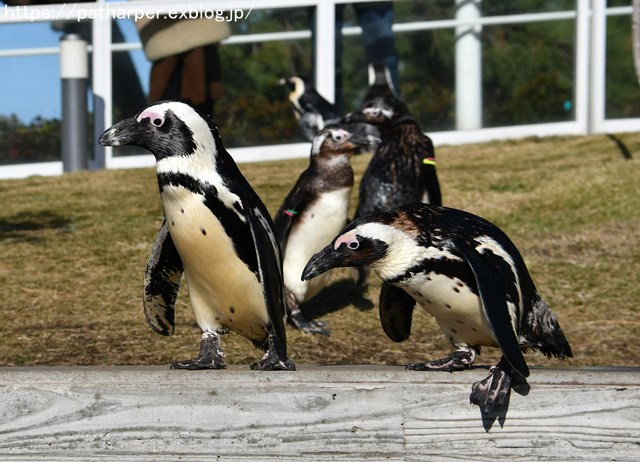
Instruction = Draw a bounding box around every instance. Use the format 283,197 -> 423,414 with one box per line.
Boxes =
0,18 -> 150,123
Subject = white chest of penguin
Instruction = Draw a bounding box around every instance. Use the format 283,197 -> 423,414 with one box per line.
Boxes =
283,187 -> 351,297
398,272 -> 498,348
161,185 -> 269,340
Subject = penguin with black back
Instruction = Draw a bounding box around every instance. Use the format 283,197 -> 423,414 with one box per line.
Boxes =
99,101 -> 295,371
302,202 -> 572,417
280,76 -> 342,142
274,125 -> 379,336
351,94 -> 442,217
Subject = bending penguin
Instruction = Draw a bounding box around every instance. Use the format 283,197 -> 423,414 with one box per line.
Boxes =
99,101 -> 295,371
302,202 -> 572,413
273,125 -> 379,336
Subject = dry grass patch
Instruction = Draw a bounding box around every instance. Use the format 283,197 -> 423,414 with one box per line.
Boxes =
0,132 -> 638,368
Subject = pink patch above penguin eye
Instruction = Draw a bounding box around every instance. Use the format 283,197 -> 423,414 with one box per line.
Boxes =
334,231 -> 359,251
136,110 -> 164,126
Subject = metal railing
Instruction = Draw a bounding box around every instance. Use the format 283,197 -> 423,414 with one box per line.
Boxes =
0,0 -> 637,179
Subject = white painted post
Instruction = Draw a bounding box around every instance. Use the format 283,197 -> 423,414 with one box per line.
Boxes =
314,0 -> 336,103
91,3 -> 112,170
455,0 -> 483,130
60,34 -> 88,172
589,0 -> 607,134
575,0 -> 591,135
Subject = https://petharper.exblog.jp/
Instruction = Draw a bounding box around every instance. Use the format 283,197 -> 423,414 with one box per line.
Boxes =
1,3 -> 254,23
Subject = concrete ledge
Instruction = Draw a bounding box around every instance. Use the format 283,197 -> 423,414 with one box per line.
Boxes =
1,365 -> 639,460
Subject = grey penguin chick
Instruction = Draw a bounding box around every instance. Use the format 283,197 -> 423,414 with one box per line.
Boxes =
302,202 -> 572,413
99,101 -> 295,371
273,125 -> 379,335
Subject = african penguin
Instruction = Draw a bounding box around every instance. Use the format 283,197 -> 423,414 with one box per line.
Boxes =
302,202 -> 572,414
351,94 -> 442,218
98,101 -> 295,371
273,125 -> 379,336
279,76 -> 341,142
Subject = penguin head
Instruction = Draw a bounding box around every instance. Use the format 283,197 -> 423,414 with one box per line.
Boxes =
99,101 -> 220,162
351,95 -> 410,126
279,76 -> 306,98
311,125 -> 380,159
301,218 -> 394,281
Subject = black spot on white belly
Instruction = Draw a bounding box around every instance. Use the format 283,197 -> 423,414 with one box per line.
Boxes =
453,287 -> 460,293
229,306 -> 235,314
200,226 -> 207,235
181,208 -> 184,214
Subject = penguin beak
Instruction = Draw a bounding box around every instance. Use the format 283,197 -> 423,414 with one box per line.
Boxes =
98,117 -> 139,147
301,244 -> 345,281
349,131 -> 380,147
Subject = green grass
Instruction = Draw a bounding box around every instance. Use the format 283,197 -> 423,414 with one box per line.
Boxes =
1,133 -> 639,368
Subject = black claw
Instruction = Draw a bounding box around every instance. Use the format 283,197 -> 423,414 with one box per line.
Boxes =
406,350 -> 475,372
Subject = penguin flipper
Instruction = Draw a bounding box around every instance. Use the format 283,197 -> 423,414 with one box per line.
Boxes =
454,238 -> 530,378
245,205 -> 289,352
273,178 -> 314,253
143,220 -> 183,336
379,282 -> 416,342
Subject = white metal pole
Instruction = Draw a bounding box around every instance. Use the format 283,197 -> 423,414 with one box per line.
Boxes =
314,0 -> 336,103
590,0 -> 607,134
455,0 -> 483,130
91,4 -> 112,170
575,0 -> 591,135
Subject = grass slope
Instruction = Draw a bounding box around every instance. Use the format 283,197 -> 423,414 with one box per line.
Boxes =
0,133 -> 638,368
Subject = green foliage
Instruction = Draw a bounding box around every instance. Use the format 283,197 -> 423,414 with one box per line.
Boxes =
0,115 -> 61,164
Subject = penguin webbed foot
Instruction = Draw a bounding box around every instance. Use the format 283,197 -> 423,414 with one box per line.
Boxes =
470,358 -> 530,422
171,331 -> 227,370
406,349 -> 475,372
289,308 -> 330,336
250,333 -> 296,371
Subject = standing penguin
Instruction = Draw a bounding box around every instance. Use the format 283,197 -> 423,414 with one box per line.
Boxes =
99,101 -> 295,371
280,76 -> 342,142
302,202 -> 572,413
352,94 -> 442,218
274,125 -> 379,336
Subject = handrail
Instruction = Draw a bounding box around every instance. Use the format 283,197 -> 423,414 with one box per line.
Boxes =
0,1 -> 638,179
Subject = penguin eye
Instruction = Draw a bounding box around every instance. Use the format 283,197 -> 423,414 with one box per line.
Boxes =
152,117 -> 164,127
334,134 -> 343,141
347,241 -> 360,250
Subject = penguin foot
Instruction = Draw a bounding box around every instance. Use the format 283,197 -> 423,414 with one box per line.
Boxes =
469,358 -> 530,414
406,348 -> 476,372
289,308 -> 330,336
470,365 -> 512,415
171,331 -> 226,370
250,333 -> 296,371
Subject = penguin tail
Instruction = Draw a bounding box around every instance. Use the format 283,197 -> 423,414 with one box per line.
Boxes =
524,298 -> 574,360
